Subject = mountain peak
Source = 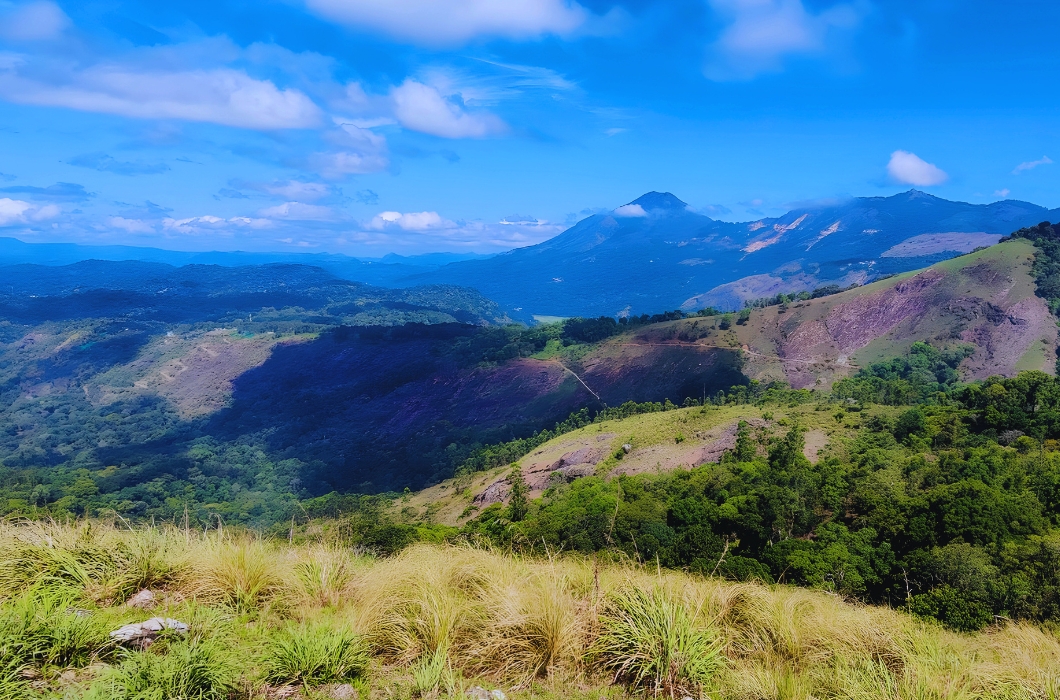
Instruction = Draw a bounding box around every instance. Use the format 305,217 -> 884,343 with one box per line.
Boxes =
629,192 -> 687,210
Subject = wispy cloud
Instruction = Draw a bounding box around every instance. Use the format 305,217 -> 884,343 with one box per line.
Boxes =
0,1 -> 70,42
0,61 -> 322,130
705,0 -> 865,80
0,182 -> 91,201
69,153 -> 169,175
303,0 -> 589,45
994,188 -> 1010,198
259,201 -> 340,221
887,150 -> 948,187
1013,155 -> 1053,174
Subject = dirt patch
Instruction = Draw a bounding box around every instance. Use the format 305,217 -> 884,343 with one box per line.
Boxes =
803,429 -> 828,464
612,419 -> 767,477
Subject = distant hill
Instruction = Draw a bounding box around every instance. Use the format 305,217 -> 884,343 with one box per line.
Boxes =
0,237 -> 490,289
408,190 -> 1060,316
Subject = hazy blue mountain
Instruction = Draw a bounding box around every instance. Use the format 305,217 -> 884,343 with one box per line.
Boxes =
0,238 -> 485,288
408,190 -> 1060,316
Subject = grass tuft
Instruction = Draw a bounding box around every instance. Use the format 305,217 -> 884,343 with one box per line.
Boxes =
593,585 -> 725,697
83,635 -> 239,700
263,621 -> 370,687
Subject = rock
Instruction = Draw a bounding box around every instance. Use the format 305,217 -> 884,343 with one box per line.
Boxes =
554,463 -> 594,481
328,684 -> 358,699
473,480 -> 511,506
126,589 -> 157,609
466,688 -> 506,700
549,446 -> 602,470
621,443 -> 632,454
110,617 -> 189,646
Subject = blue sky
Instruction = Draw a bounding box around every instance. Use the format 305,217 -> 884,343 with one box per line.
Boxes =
0,0 -> 1058,255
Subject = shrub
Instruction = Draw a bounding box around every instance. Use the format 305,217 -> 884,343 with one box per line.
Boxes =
263,621 -> 370,686
907,585 -> 993,632
592,586 -> 724,697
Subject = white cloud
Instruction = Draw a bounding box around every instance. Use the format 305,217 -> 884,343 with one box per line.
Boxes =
614,203 -> 647,217
0,2 -> 70,42
706,0 -> 863,79
0,197 -> 59,226
259,201 -> 339,221
106,216 -> 155,233
304,0 -> 588,45
887,150 -> 948,187
0,65 -> 322,130
994,188 -> 1011,198
390,80 -> 505,138
1013,156 -> 1053,174
369,210 -> 456,231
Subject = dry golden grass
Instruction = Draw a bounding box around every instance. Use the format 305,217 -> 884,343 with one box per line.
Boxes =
1,520 -> 1058,699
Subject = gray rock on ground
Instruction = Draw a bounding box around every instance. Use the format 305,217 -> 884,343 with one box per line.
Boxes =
110,617 -> 189,646
466,687 -> 506,700
125,589 -> 157,609
327,684 -> 358,699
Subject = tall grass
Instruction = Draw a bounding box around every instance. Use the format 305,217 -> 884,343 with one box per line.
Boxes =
0,520 -> 1058,699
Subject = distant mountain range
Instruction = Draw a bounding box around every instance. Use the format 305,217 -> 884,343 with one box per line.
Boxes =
409,190 -> 1060,316
2,190 -> 1058,317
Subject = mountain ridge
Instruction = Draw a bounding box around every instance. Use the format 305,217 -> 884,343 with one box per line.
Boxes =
408,190 -> 1060,316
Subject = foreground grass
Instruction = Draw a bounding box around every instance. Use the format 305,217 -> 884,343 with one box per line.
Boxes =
0,520 -> 1058,699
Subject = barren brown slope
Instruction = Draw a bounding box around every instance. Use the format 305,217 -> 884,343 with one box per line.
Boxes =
732,239 -> 1054,387
565,239 -> 1053,393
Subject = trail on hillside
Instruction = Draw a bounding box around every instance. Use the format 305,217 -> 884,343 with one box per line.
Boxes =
612,341 -> 854,367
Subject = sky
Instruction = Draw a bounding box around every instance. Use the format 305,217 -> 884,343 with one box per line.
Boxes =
0,0 -> 1058,256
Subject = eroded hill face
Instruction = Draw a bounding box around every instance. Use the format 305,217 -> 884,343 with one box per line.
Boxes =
735,239 -> 1056,387
549,240 -> 1053,393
